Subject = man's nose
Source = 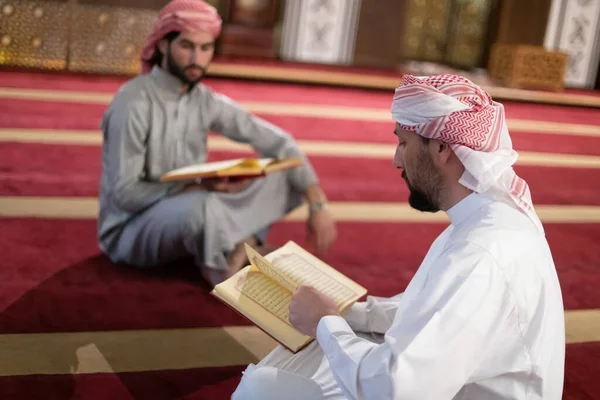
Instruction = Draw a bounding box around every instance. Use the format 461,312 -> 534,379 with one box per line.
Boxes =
393,147 -> 404,169
189,48 -> 200,64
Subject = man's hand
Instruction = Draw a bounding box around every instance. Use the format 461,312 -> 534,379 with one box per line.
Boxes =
306,206 -> 337,255
185,177 -> 254,194
289,284 -> 340,337
208,177 -> 253,193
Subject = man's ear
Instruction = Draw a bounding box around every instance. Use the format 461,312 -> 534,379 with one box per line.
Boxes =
430,139 -> 452,165
157,38 -> 169,56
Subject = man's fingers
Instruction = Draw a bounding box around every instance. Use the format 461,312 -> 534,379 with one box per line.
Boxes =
316,230 -> 334,254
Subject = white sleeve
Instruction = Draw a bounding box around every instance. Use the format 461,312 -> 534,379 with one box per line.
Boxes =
315,242 -> 515,400
342,294 -> 404,334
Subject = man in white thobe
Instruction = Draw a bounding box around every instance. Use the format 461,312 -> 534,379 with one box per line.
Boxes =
231,74 -> 566,399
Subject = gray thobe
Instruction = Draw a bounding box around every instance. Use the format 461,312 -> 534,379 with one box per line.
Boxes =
97,66 -> 319,270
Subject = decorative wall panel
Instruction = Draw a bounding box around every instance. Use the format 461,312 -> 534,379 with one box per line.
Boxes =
444,0 -> 493,68
0,0 -> 70,70
401,0 -> 452,63
279,0 -> 361,65
67,4 -> 156,75
544,0 -> 600,88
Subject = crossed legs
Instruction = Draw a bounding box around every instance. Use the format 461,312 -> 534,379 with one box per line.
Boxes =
106,173 -> 302,286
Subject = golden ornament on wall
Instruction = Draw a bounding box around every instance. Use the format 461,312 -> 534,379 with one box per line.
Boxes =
33,6 -> 43,18
2,4 -> 14,16
124,44 -> 135,56
1,35 -> 12,46
98,12 -> 109,25
67,4 -> 156,75
0,0 -> 69,69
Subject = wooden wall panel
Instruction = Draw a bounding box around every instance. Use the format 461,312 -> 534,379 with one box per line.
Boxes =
492,0 -> 553,45
218,0 -> 280,58
352,0 -> 406,69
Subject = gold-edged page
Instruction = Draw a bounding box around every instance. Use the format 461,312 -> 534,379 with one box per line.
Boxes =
245,244 -> 298,292
163,158 -> 246,177
267,241 -> 368,311
212,265 -> 312,352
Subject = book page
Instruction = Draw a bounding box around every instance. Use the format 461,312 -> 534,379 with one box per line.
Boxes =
165,158 -> 247,175
257,158 -> 276,168
211,266 -> 313,353
265,241 -> 368,311
271,253 -> 358,308
238,269 -> 292,322
263,157 -> 303,173
245,244 -> 297,292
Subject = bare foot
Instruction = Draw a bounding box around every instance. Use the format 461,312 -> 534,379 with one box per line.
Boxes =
256,243 -> 278,256
200,239 -> 279,288
227,236 -> 258,276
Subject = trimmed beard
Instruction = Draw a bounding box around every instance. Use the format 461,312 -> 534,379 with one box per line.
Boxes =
402,148 -> 444,213
166,46 -> 206,90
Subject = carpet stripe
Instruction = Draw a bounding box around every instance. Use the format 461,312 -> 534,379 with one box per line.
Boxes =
2,143 -> 599,205
0,113 -> 600,156
3,110 -> 600,155
3,95 -> 600,133
2,197 -> 600,223
2,129 -> 599,168
1,87 -> 600,136
0,310 -> 598,377
2,66 -> 600,107
0,326 -> 274,377
2,72 -> 598,125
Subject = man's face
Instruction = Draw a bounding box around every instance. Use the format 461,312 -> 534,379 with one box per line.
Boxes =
160,30 -> 215,87
393,124 -> 444,212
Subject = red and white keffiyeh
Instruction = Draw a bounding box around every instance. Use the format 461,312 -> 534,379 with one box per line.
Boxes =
391,74 -> 543,233
140,0 -> 222,73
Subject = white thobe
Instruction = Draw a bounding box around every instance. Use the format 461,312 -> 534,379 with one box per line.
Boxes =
232,193 -> 566,399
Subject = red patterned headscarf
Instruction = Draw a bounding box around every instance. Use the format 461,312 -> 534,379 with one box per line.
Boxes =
140,0 -> 222,73
391,74 -> 544,233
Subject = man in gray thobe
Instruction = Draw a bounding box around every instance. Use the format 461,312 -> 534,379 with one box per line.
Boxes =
97,0 -> 337,286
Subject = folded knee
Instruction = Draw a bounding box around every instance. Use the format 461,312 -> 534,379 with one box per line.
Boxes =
232,365 -> 323,400
178,192 -> 208,233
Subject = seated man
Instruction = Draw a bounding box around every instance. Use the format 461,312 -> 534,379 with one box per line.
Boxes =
232,75 -> 566,399
97,0 -> 336,286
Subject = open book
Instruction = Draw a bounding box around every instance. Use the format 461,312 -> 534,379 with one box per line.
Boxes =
159,157 -> 303,182
210,241 -> 368,353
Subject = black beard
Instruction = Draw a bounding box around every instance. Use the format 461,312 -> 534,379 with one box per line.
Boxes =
403,170 -> 440,213
166,48 -> 206,90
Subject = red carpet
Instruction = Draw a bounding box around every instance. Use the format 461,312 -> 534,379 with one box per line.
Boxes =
1,143 -> 599,205
1,70 -> 600,399
1,218 -> 600,334
2,96 -> 600,153
0,366 -> 245,400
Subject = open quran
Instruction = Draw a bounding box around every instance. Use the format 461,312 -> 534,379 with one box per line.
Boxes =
210,241 -> 368,353
159,157 -> 303,182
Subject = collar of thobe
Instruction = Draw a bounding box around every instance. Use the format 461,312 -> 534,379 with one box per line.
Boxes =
150,65 -> 195,95
446,192 -> 493,227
